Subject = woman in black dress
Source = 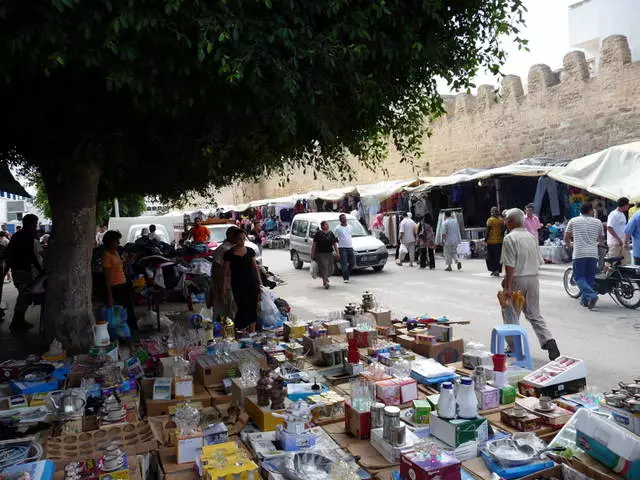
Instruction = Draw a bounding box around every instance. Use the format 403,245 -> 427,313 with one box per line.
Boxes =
222,229 -> 263,331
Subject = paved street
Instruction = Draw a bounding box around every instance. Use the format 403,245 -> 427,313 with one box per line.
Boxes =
263,248 -> 640,391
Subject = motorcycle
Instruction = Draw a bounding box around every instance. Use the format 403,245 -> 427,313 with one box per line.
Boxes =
563,255 -> 640,309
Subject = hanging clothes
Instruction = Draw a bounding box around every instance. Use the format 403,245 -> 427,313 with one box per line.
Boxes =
533,177 -> 561,217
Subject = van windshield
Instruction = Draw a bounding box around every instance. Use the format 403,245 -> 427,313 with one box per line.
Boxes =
327,219 -> 368,237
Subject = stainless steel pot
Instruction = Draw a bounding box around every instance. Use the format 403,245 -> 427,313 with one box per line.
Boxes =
619,380 -> 640,396
624,395 -> 640,413
605,391 -> 629,408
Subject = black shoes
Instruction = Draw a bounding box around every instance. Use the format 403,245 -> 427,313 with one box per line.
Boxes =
542,339 -> 561,361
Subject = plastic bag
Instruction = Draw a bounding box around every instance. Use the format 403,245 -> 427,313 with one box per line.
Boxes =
310,261 -> 319,279
399,243 -> 408,256
258,286 -> 284,328
497,290 -> 525,325
101,305 -> 132,340
199,306 -> 214,322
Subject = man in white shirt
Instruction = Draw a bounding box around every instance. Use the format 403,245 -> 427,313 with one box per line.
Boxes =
397,212 -> 417,267
334,214 -> 355,283
148,224 -> 161,242
565,202 -> 604,309
442,211 -> 462,271
95,225 -> 106,246
501,208 -> 559,361
606,197 -> 630,264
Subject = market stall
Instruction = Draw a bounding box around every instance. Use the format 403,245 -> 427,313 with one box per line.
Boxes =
0,287 -> 636,480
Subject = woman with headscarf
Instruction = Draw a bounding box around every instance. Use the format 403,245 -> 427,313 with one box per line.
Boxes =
223,228 -> 263,331
486,206 -> 505,276
371,213 -> 385,239
418,213 -> 436,269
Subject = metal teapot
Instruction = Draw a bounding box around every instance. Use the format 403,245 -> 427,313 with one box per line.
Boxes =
619,379 -> 640,396
47,391 -> 85,419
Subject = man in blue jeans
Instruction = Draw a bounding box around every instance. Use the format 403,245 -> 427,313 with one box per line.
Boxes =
564,203 -> 604,309
624,208 -> 640,265
334,214 -> 355,283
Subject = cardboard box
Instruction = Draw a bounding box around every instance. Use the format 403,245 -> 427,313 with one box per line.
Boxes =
400,450 -> 461,480
396,335 -> 415,350
475,385 -> 499,411
203,422 -> 228,445
429,324 -> 453,342
500,408 -> 542,432
195,357 -> 237,388
177,431 -> 203,464
370,427 -> 421,463
344,401 -> 371,439
412,400 -> 431,424
283,321 -> 307,341
244,395 -> 287,431
323,320 -> 351,335
375,378 -> 418,406
517,377 -> 586,399
142,379 -> 212,417
368,309 -> 391,326
429,412 -> 488,447
413,339 -> 464,365
229,378 -> 255,408
598,403 -> 640,436
302,334 -> 332,356
153,378 -> 173,400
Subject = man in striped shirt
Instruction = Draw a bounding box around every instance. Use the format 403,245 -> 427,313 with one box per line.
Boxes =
564,203 -> 604,309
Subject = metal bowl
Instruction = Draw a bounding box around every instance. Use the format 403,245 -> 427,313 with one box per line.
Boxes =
18,363 -> 55,382
281,453 -> 333,480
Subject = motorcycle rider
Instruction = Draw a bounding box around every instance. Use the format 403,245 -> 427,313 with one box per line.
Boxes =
564,203 -> 604,309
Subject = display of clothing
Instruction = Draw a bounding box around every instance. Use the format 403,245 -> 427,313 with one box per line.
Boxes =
435,210 -> 465,246
533,176 -> 561,217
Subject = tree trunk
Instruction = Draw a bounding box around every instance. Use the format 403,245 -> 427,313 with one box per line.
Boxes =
42,161 -> 101,352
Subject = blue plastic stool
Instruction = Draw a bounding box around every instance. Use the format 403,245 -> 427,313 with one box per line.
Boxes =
490,324 -> 533,370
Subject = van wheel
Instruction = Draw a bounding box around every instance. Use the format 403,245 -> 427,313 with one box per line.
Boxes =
292,252 -> 303,270
373,265 -> 385,272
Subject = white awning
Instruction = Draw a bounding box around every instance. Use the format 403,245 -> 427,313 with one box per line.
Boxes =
548,142 -> 640,202
356,178 -> 420,200
306,186 -> 358,201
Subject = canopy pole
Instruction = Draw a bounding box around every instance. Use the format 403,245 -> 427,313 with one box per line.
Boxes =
495,178 -> 502,211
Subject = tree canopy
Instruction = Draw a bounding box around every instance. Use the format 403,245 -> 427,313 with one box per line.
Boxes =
1,0 -> 525,198
0,0 -> 525,348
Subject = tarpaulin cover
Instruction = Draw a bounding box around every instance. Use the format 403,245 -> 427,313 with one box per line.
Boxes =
549,142 -> 640,202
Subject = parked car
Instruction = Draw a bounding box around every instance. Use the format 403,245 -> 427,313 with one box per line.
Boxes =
289,212 -> 388,272
206,224 -> 262,264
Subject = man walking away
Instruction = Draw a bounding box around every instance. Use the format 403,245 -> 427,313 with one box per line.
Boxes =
397,212 -> 417,267
606,197 -> 630,264
501,208 -> 560,361
418,213 -> 436,269
5,214 -> 43,334
442,211 -> 462,271
486,206 -> 505,277
334,214 -> 355,283
524,203 -> 542,242
564,203 -> 603,309
624,209 -> 640,265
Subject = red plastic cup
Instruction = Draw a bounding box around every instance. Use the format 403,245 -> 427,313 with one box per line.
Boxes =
492,353 -> 507,372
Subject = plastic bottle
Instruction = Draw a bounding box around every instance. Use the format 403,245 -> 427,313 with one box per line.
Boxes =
437,382 -> 456,419
457,377 -> 478,419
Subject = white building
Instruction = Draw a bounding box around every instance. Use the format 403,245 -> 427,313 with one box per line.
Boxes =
569,0 -> 640,66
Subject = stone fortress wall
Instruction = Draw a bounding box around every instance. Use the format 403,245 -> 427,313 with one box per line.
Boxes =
216,35 -> 640,205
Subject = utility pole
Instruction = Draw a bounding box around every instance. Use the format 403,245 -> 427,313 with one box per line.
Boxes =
114,198 -> 120,217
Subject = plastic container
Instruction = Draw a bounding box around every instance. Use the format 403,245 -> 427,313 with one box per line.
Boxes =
457,377 -> 478,419
438,382 -> 457,419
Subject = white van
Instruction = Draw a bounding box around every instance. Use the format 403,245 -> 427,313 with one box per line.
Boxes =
289,213 -> 388,272
108,215 -> 183,244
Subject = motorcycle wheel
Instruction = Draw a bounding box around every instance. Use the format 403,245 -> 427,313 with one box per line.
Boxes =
613,280 -> 640,309
563,267 -> 581,299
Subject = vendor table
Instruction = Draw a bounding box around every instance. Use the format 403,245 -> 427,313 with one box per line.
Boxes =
540,244 -> 570,264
